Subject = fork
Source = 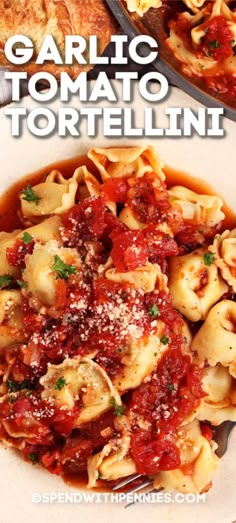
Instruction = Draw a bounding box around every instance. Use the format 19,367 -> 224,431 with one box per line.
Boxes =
113,421 -> 236,507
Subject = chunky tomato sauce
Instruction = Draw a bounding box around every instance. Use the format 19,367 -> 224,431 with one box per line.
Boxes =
0,154 -> 235,490
162,0 -> 236,101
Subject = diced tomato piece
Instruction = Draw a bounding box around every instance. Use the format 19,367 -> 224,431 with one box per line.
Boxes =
131,430 -> 181,474
41,449 -> 62,475
201,16 -> 234,61
51,405 -> 81,436
143,226 -> 179,261
127,172 -> 169,224
61,438 -> 93,473
111,230 -> 148,271
62,196 -> 107,244
6,238 -> 35,268
102,177 -> 129,203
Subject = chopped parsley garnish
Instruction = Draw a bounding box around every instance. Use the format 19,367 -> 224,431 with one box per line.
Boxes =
21,184 -> 41,205
160,335 -> 170,345
51,255 -> 77,280
166,383 -> 177,391
209,40 -> 221,49
215,234 -> 221,241
110,398 -> 125,417
7,379 -> 33,392
0,274 -> 12,289
28,453 -> 39,464
17,279 -> 27,289
203,252 -> 214,266
148,304 -> 160,317
55,376 -> 67,390
22,231 -> 33,244
8,395 -> 16,404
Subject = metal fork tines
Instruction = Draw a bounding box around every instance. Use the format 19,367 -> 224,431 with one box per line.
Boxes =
113,421 -> 236,506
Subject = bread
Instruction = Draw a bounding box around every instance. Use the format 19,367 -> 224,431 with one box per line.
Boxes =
0,0 -> 118,78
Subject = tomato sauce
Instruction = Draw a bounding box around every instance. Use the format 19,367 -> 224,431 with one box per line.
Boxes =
162,0 -> 236,100
0,154 -> 235,490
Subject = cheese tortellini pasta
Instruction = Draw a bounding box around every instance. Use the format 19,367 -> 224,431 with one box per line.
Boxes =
197,365 -> 236,425
23,241 -> 81,307
40,357 -> 122,426
168,186 -> 225,227
210,229 -> 236,292
0,291 -> 26,350
113,329 -> 165,392
88,146 -> 165,181
106,262 -> 168,293
87,416 -> 136,487
125,0 -> 162,16
168,248 -> 227,321
191,300 -> 236,366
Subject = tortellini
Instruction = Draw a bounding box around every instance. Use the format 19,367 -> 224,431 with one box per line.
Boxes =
168,248 -> 227,322
113,329 -> 165,392
0,290 -> 26,350
88,146 -> 165,181
0,230 -> 22,279
119,207 -> 146,230
20,170 -> 79,222
106,262 -> 168,293
153,420 -> 219,493
20,167 -> 113,223
125,0 -> 162,16
197,365 -> 236,425
88,416 -> 136,487
210,229 -> 236,292
168,186 -> 225,226
191,300 -> 236,366
23,241 -> 81,307
40,357 -> 122,426
182,0 -> 206,12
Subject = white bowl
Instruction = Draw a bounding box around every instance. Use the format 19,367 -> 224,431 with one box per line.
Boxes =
0,84 -> 235,523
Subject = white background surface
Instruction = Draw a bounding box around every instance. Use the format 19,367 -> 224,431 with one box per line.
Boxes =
0,84 -> 235,523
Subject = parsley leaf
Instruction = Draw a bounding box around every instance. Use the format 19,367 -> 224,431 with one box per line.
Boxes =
55,376 -> 67,391
22,231 -> 33,244
28,453 -> 39,464
166,383 -> 177,391
8,395 -> 16,404
51,255 -> 77,280
7,379 -> 33,392
21,184 -> 41,205
0,274 -> 12,289
203,252 -> 214,266
148,304 -> 160,317
209,40 -> 221,49
160,334 -> 170,345
110,398 -> 125,417
17,279 -> 27,289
